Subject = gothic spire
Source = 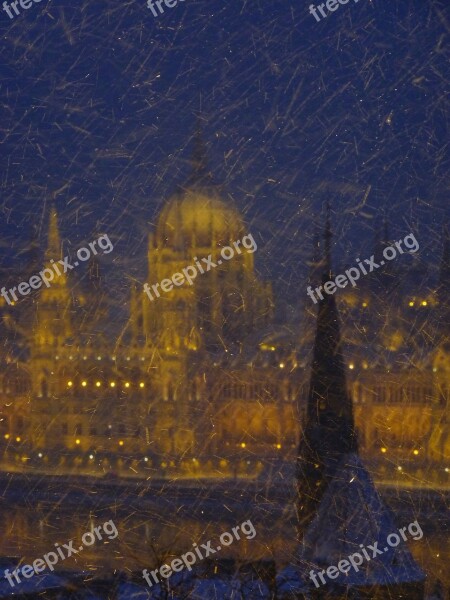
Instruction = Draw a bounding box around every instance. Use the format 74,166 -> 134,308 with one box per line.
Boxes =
438,224 -> 449,295
297,204 -> 358,533
183,118 -> 214,188
45,207 -> 63,261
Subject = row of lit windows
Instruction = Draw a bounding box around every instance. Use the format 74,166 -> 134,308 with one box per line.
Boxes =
56,356 -> 146,361
379,447 -> 421,456
67,381 -> 145,389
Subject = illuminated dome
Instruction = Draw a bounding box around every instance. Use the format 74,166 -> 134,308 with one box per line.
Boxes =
155,188 -> 245,249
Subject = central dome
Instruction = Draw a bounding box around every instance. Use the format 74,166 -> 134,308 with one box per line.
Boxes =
155,188 -> 245,249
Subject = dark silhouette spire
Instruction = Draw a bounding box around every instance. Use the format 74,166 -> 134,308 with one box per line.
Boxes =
183,118 -> 215,188
438,225 -> 449,296
296,203 -> 358,534
437,225 -> 450,336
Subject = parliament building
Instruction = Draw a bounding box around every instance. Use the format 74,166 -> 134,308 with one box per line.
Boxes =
0,142 -> 448,480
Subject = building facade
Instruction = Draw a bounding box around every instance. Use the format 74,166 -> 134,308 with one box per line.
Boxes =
0,162 -> 448,479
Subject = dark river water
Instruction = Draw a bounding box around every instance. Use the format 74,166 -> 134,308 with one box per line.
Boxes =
0,474 -> 448,596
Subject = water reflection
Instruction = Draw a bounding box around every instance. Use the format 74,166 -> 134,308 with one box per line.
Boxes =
0,504 -> 447,594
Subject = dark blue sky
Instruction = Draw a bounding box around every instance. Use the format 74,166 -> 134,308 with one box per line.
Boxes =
0,0 -> 448,298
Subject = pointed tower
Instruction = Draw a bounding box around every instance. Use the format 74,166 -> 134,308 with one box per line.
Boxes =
182,117 -> 215,189
296,204 -> 357,533
437,225 -> 449,309
285,207 -> 426,599
32,207 -> 72,357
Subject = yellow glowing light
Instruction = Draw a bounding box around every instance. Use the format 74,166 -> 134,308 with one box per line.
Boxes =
381,447 -> 387,453
279,363 -> 285,368
125,382 -> 130,388
241,443 -> 246,448
68,381 -> 73,387
89,454 -> 94,459
119,440 -> 124,446
422,301 -> 427,306
4,434 -> 9,440
276,444 -> 282,449
110,382 -> 116,388
144,457 -> 149,462
139,382 -> 145,388
362,302 -> 367,308
397,466 -> 402,471
409,301 -> 414,307
82,381 -> 87,387
75,439 -> 81,445
96,381 -> 101,387
413,449 -> 419,455
349,364 -> 354,370
38,452 -> 43,458
15,437 -> 21,442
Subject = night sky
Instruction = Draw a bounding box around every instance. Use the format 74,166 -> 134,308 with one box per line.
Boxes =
0,0 -> 448,305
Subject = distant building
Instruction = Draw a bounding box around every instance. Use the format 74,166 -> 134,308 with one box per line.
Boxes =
0,137 -> 447,480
